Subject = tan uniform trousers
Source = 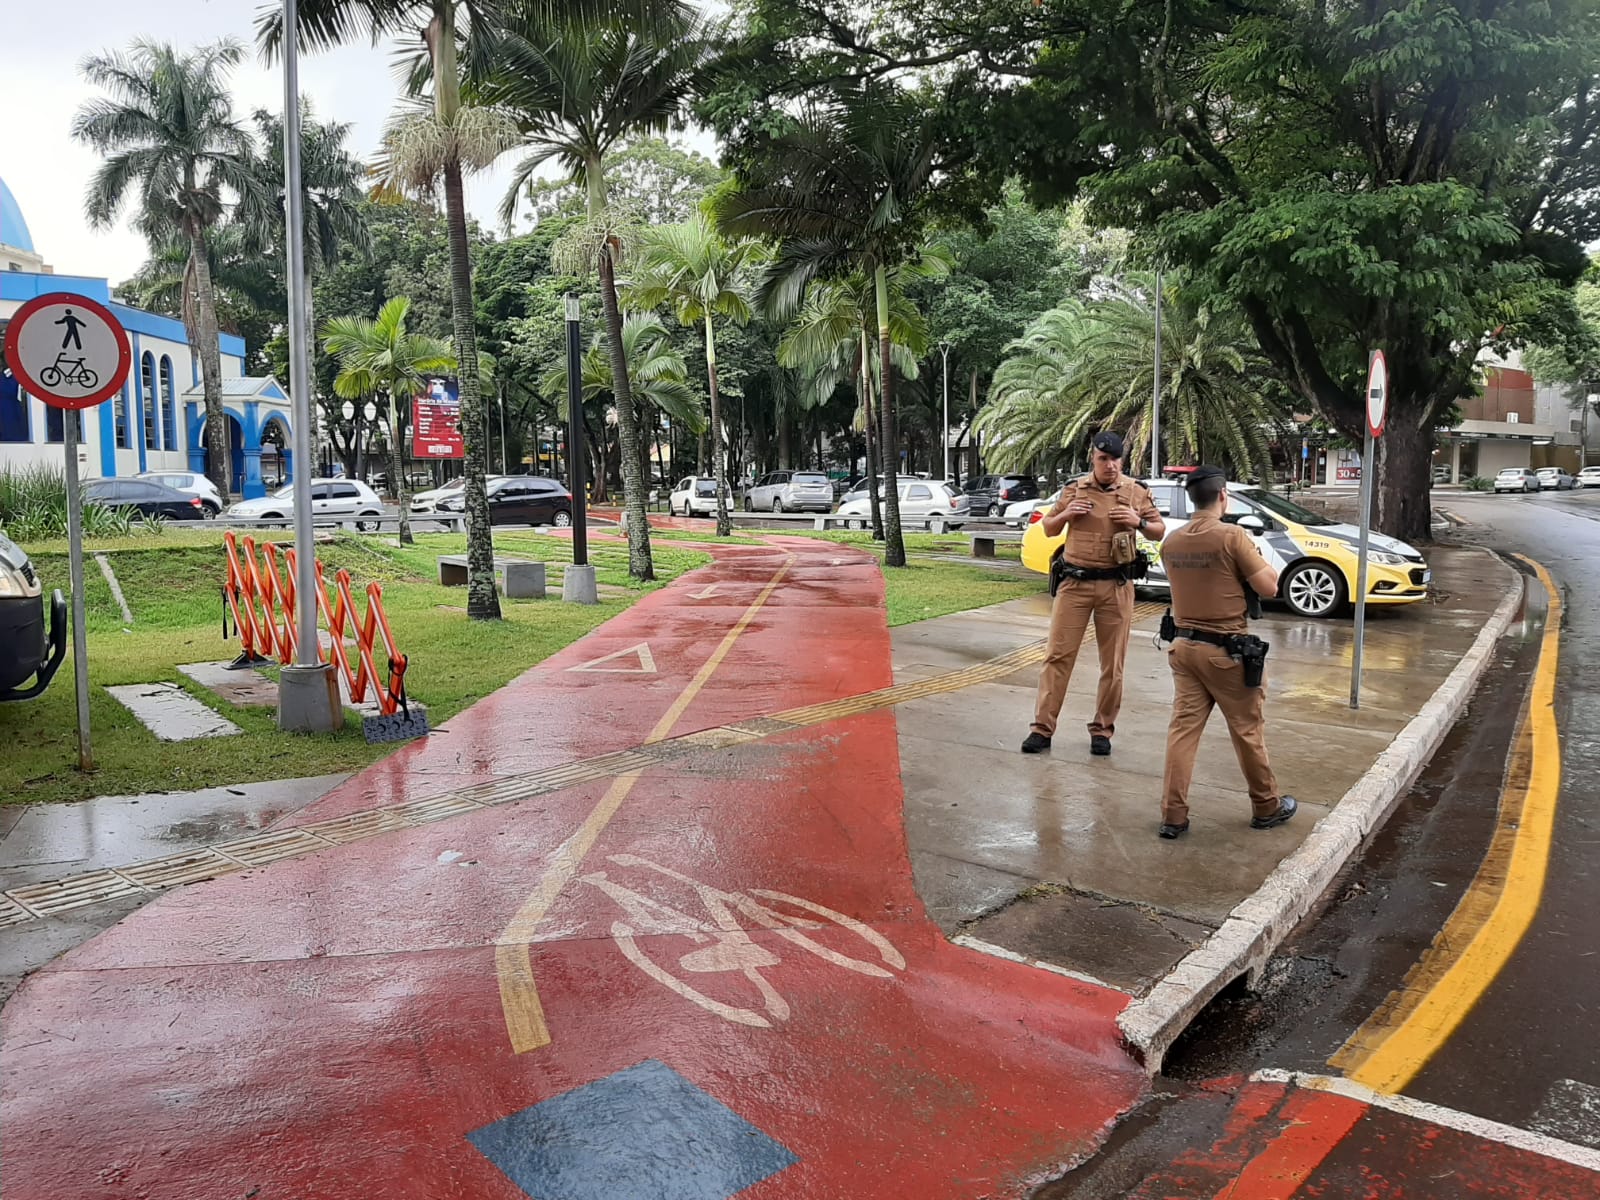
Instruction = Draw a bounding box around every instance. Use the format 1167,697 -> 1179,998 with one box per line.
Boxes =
1031,577 -> 1133,739
1161,638 -> 1280,826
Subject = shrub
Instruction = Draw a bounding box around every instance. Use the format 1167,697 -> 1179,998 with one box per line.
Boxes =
1463,476 -> 1494,492
0,467 -> 141,541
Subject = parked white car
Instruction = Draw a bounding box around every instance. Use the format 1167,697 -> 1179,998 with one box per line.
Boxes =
1494,468 -> 1540,494
1578,466 -> 1600,488
1536,467 -> 1577,490
669,476 -> 723,517
837,479 -> 960,518
136,471 -> 224,516
411,477 -> 466,512
1003,496 -> 1053,526
745,470 -> 834,513
227,479 -> 385,527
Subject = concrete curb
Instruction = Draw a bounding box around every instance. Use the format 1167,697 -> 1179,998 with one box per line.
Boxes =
1116,551 -> 1526,1073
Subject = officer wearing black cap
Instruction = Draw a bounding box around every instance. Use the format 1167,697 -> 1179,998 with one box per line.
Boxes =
1157,464 -> 1298,839
1022,431 -> 1164,757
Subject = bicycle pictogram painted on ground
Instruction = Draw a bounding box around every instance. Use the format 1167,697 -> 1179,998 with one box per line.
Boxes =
580,854 -> 906,1028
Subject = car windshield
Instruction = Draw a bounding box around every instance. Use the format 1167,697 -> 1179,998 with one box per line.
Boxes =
695,481 -> 718,495
1237,488 -> 1334,527
1497,469 -> 1525,477
270,485 -> 296,499
793,473 -> 828,485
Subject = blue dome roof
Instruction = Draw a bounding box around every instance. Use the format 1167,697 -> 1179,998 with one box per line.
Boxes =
1,177 -> 35,253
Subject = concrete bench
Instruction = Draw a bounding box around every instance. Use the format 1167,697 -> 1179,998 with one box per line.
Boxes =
437,555 -> 546,598
969,530 -> 1024,558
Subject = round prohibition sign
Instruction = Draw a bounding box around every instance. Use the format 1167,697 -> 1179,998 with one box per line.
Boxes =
3,292 -> 133,411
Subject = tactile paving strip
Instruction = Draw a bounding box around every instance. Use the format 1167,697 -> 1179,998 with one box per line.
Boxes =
0,608 -> 1164,926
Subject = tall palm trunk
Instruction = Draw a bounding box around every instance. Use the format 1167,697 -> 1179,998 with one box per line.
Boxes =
385,391 -> 413,545
430,2 -> 498,619
860,330 -> 884,541
704,315 -> 730,537
598,249 -> 654,579
188,229 -> 230,499
874,267 -> 906,567
443,160 -> 499,618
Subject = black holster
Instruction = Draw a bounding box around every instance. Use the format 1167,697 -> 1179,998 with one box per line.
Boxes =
1228,634 -> 1270,688
1159,607 -> 1176,643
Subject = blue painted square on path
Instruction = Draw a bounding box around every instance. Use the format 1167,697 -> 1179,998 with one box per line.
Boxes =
467,1059 -> 798,1200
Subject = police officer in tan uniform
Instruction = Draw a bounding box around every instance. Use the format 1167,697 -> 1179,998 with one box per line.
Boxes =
1158,465 -> 1298,839
1022,432 -> 1164,757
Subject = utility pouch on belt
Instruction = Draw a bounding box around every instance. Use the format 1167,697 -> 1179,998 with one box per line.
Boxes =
1227,634 -> 1270,689
1110,530 -> 1139,565
1159,607 -> 1176,643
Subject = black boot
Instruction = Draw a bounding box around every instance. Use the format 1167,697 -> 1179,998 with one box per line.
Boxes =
1250,796 -> 1299,830
1021,732 -> 1052,754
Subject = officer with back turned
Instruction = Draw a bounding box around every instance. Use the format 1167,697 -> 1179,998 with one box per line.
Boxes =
1022,432 -> 1164,757
1157,465 -> 1298,839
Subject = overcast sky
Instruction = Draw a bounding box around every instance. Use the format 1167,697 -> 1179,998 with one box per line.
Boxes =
1,0 -> 712,286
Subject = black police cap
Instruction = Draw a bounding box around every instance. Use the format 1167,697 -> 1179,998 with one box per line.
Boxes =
1184,465 -> 1227,490
1090,431 -> 1125,458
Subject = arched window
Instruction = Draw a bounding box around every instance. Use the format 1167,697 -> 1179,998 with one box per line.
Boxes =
160,357 -> 177,450
141,352 -> 158,451
0,369 -> 28,443
114,384 -> 129,448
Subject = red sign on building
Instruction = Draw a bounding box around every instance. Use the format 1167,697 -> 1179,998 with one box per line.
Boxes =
412,378 -> 463,459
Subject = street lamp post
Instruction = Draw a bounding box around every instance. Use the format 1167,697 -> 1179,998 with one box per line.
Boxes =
276,0 -> 339,731
938,340 -> 952,484
1151,268 -> 1163,474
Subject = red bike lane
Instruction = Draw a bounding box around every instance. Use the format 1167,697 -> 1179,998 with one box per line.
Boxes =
0,536 -> 1146,1200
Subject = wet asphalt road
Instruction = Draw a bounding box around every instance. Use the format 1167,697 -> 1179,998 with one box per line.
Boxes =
1161,486 -> 1600,1136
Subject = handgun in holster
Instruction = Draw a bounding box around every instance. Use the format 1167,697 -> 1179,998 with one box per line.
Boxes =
1227,634 -> 1270,688
1159,607 -> 1176,644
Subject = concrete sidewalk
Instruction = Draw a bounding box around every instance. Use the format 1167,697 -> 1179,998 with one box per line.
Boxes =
898,547 -> 1517,999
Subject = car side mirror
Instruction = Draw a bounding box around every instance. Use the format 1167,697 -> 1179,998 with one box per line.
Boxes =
1237,514 -> 1267,534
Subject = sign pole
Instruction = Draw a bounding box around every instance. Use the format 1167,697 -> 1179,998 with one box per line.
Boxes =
1351,349 -> 1387,711
1151,267 -> 1163,473
61,416 -> 93,770
1350,426 -> 1375,709
565,294 -> 589,570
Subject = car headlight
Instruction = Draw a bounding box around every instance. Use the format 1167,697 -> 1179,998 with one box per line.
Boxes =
0,568 -> 27,598
1368,551 -> 1407,565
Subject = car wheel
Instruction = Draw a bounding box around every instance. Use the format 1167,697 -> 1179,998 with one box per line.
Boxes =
987,504 -> 1001,517
744,497 -> 752,512
772,497 -> 784,513
1281,560 -> 1346,619
355,510 -> 382,531
201,502 -> 220,518
552,510 -> 573,528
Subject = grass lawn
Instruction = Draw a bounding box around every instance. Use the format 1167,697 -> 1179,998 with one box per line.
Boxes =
3,530 -> 707,805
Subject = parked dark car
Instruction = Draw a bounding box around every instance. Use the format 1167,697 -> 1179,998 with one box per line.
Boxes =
959,474 -> 1041,517
482,475 -> 574,527
83,478 -> 208,521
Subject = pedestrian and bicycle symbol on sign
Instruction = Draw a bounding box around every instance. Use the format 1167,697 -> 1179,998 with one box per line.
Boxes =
4,293 -> 131,410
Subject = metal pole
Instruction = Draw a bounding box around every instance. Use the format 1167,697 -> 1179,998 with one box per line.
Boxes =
939,341 -> 951,482
62,415 -> 92,770
499,381 -> 509,475
565,294 -> 588,567
1350,427 -> 1375,709
283,0 -> 317,667
1151,268 -> 1163,474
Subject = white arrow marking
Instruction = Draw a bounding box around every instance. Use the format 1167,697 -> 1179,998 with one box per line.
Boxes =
688,584 -> 721,600
831,558 -> 843,565
568,641 -> 657,674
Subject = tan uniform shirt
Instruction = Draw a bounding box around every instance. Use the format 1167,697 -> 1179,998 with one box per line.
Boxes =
1056,474 -> 1161,569
1163,511 -> 1266,634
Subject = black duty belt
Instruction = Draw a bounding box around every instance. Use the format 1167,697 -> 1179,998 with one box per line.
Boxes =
1057,562 -> 1126,582
1174,626 -> 1239,647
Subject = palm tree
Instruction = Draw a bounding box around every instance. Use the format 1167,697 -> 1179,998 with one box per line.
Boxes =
628,216 -> 753,536
775,273 -> 932,540
248,104 -> 370,279
976,279 -> 1287,478
322,297 -> 457,544
73,39 -> 263,501
487,9 -> 708,578
717,80 -> 959,568
260,1 -> 524,620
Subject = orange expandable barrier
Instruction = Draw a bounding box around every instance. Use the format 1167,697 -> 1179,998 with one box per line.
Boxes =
222,531 -> 410,716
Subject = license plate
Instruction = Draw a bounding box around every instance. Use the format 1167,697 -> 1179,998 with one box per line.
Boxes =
1422,570 -> 1432,583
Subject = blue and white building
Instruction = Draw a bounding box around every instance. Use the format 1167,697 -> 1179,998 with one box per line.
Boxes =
0,175 -> 293,498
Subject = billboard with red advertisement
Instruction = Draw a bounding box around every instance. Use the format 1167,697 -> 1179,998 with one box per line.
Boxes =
412,378 -> 463,458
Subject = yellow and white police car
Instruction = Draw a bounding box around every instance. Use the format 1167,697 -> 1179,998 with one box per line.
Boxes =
1021,479 -> 1431,618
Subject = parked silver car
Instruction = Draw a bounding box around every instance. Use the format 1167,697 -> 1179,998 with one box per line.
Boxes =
1536,467 -> 1576,490
837,478 -> 960,518
745,470 -> 835,513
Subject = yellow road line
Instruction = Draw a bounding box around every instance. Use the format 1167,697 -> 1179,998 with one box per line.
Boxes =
1338,555 -> 1561,1093
494,556 -> 795,1053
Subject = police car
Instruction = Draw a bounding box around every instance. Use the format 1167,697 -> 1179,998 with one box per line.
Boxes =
1020,479 -> 1431,618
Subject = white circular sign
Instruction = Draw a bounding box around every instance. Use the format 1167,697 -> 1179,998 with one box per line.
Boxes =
1366,350 -> 1388,438
3,293 -> 132,410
